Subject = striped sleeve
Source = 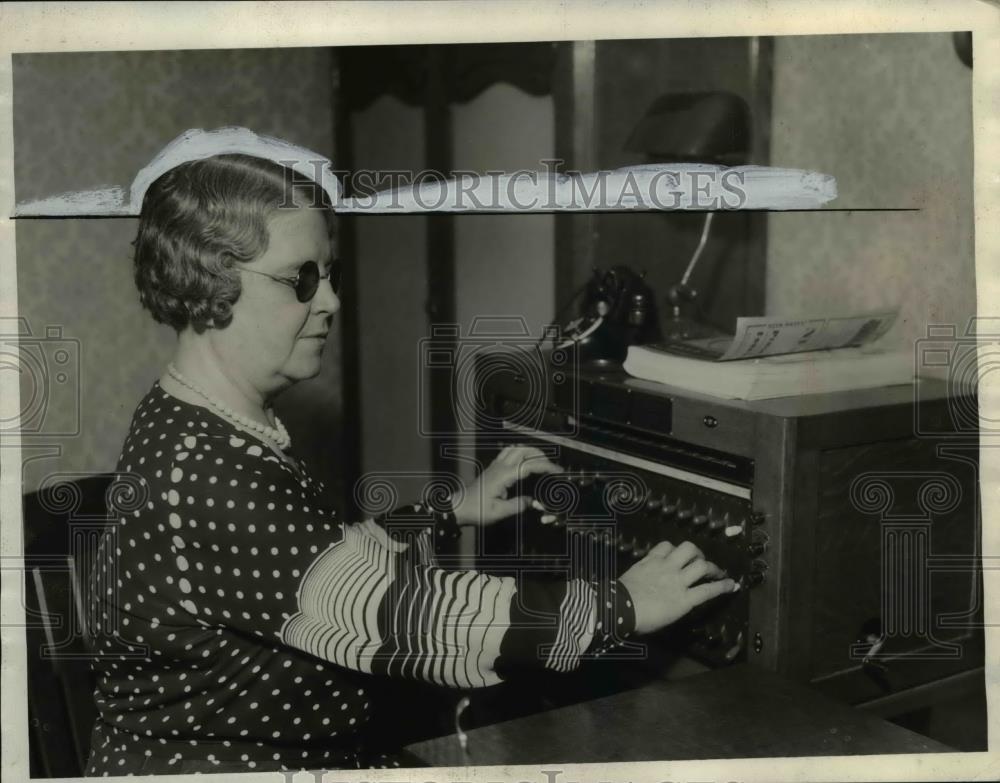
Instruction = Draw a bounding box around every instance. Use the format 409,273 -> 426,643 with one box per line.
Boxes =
281,518 -> 636,688
140,428 -> 634,690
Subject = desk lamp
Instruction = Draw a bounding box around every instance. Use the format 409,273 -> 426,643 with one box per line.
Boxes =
624,91 -> 751,341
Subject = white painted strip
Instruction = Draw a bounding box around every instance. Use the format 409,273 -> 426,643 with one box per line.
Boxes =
502,420 -> 751,500
12,125 -> 837,218
14,127 -> 341,217
340,165 -> 837,213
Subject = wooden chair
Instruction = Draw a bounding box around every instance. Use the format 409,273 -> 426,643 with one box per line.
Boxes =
22,474 -> 114,777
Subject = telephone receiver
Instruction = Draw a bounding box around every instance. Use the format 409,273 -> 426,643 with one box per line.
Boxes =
555,265 -> 661,366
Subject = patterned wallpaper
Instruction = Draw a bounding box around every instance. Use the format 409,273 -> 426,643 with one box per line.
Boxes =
766,33 -> 975,359
13,48 -> 340,495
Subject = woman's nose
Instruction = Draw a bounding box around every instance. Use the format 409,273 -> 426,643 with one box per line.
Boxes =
312,277 -> 340,315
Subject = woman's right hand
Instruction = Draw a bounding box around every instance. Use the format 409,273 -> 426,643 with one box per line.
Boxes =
619,540 -> 737,635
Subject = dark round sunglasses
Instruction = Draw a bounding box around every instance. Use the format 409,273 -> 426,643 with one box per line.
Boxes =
240,259 -> 342,303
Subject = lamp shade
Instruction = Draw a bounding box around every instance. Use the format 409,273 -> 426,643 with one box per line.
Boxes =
624,91 -> 751,165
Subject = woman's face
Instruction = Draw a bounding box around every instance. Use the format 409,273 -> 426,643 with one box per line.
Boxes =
211,207 -> 339,395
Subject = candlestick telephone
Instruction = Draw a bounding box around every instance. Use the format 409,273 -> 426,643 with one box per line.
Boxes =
554,265 -> 661,366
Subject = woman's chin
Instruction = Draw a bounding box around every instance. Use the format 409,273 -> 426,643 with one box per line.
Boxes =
283,353 -> 325,382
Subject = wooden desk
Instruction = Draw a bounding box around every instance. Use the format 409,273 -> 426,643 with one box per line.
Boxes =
405,665 -> 953,766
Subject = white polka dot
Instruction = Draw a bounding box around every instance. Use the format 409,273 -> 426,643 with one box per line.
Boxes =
178,578 -> 192,594
169,513 -> 182,529
176,555 -> 189,571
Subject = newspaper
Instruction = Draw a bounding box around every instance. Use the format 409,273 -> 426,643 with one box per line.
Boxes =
657,311 -> 897,362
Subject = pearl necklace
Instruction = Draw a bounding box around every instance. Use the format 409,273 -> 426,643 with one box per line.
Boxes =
166,364 -> 291,451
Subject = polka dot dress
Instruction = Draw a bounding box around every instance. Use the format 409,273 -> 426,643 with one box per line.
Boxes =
85,382 -> 635,775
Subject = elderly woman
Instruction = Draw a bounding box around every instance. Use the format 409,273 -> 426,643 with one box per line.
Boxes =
85,151 -> 735,775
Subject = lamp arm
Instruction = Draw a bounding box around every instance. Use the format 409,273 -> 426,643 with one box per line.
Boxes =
679,211 -> 715,287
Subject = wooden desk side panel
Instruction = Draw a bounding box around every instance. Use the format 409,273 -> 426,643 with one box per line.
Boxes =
745,412 -> 798,674
806,437 -> 982,700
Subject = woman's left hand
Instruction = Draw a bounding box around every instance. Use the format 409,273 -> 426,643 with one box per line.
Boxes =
451,445 -> 563,528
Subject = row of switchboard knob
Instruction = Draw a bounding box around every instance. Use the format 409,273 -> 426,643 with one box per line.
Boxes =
530,465 -> 770,569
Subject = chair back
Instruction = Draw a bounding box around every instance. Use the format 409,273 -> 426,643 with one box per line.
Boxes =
23,474 -> 115,777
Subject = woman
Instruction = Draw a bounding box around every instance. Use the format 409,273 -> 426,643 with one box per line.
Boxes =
86,151 -> 735,775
